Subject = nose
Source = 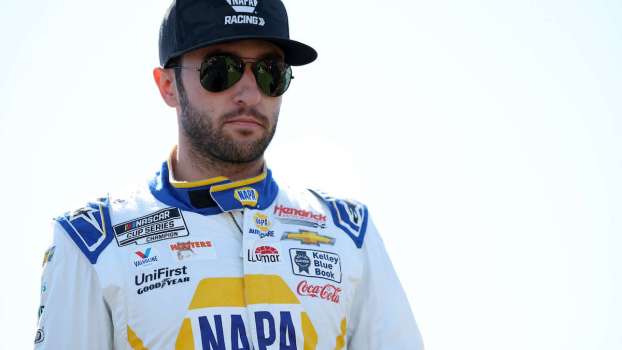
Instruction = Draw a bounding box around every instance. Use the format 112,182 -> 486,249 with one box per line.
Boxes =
232,65 -> 262,107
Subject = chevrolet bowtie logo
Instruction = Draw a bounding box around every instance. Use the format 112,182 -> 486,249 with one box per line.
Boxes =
281,230 -> 335,246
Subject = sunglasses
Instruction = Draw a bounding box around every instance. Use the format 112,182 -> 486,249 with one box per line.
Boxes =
171,54 -> 293,97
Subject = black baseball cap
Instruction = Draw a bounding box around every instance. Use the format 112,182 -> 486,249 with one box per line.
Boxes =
159,0 -> 317,67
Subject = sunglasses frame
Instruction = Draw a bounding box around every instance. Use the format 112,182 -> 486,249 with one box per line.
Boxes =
170,54 -> 293,97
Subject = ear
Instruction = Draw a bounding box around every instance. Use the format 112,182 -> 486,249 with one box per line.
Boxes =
153,67 -> 179,108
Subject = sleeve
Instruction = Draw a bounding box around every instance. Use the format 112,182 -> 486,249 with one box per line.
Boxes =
34,221 -> 113,349
347,219 -> 424,350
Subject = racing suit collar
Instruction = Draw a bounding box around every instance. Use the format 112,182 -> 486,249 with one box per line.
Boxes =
149,160 -> 279,215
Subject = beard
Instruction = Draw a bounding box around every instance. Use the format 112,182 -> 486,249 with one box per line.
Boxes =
176,77 -> 278,164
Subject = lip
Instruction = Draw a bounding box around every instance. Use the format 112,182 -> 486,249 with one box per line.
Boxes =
224,117 -> 264,128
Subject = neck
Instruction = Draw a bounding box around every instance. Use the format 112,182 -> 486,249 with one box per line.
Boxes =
172,144 -> 264,182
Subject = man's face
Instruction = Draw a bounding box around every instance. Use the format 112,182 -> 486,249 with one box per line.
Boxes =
174,40 -> 284,164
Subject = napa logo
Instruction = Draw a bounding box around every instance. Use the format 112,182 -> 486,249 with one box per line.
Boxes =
175,275 -> 318,349
224,0 -> 265,26
249,213 -> 275,238
254,213 -> 271,232
226,0 -> 257,13
133,247 -> 158,268
234,187 -> 259,207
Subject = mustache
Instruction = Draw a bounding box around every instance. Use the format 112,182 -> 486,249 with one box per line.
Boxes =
221,108 -> 270,126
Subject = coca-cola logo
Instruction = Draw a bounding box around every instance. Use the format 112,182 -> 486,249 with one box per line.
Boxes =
296,280 -> 341,304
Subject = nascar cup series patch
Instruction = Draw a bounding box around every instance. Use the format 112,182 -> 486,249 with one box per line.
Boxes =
113,208 -> 190,247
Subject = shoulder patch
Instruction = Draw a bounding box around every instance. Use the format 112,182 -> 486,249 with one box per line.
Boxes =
56,197 -> 114,264
309,189 -> 369,248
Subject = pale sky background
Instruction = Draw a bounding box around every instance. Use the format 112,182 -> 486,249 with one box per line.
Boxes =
0,0 -> 621,349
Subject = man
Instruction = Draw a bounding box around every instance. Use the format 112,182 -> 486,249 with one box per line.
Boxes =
35,0 -> 424,349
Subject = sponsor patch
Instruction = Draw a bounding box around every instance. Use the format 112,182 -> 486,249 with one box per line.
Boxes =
113,208 -> 189,246
38,305 -> 45,320
296,280 -> 341,304
290,249 -> 342,283
42,246 -> 55,267
34,328 -> 44,344
132,247 -> 159,268
234,187 -> 259,207
274,205 -> 327,229
248,213 -> 275,238
175,275 -> 317,347
247,245 -> 281,263
169,240 -> 216,261
224,0 -> 265,26
281,230 -> 335,246
134,266 -> 190,295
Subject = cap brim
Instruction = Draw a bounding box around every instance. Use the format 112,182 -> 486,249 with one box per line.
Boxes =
164,35 -> 317,67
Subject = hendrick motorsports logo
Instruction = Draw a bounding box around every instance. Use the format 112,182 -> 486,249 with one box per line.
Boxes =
274,205 -> 327,229
113,208 -> 190,246
224,0 -> 265,26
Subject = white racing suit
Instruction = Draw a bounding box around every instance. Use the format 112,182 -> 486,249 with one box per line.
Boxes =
35,159 -> 424,349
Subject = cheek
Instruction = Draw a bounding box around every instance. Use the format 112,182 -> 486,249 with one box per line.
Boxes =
185,86 -> 228,116
266,97 -> 282,117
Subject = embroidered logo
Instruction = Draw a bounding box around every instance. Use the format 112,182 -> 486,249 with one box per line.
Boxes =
281,230 -> 336,246
133,247 -> 159,268
234,187 -> 259,207
224,0 -> 266,26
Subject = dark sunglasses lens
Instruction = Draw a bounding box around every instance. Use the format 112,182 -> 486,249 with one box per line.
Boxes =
199,56 -> 243,92
254,60 -> 292,97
